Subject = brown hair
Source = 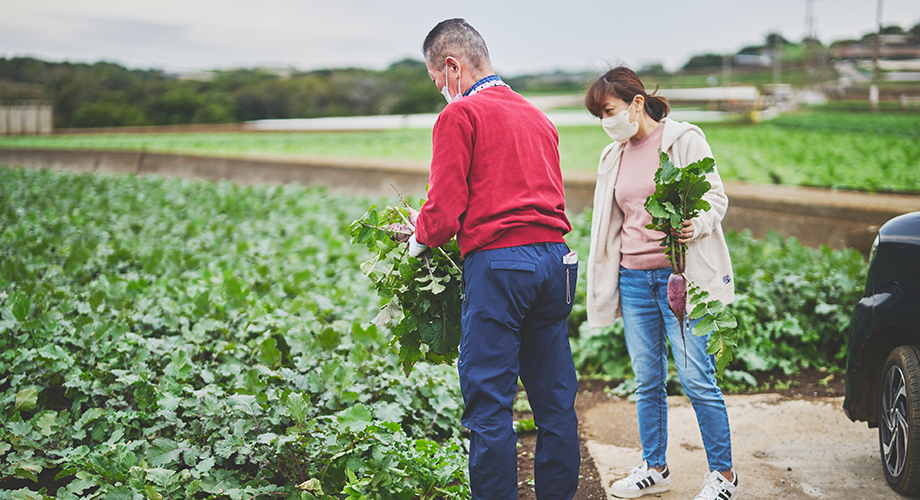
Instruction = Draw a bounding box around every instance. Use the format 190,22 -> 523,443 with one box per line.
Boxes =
584,66 -> 670,121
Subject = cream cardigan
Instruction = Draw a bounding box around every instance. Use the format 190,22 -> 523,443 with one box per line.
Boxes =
586,118 -> 735,328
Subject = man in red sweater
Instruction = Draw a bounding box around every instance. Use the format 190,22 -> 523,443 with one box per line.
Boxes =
408,18 -> 580,500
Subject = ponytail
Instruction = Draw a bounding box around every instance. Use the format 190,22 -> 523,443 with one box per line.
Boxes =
643,87 -> 670,121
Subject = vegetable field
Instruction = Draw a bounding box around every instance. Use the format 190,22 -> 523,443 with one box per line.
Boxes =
0,108 -> 918,193
0,167 -> 468,499
1,165 -> 869,498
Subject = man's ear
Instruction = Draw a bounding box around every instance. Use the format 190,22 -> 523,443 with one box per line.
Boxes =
444,56 -> 461,75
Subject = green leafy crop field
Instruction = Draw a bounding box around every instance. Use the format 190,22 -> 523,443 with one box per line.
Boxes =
0,167 -> 469,499
1,108 -> 918,193
1,165 -> 869,497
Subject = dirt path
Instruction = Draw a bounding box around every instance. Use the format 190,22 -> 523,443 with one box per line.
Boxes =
582,393 -> 900,499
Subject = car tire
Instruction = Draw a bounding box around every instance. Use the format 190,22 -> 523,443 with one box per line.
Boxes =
881,345 -> 920,496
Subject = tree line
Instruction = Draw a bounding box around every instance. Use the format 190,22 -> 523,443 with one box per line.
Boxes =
0,58 -> 446,129
1,22 -> 916,129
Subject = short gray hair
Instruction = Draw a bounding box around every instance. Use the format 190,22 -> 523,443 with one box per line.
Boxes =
422,18 -> 490,72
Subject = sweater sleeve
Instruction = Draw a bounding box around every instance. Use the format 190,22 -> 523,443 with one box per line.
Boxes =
414,106 -> 473,249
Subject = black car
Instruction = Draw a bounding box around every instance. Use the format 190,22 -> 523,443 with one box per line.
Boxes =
845,210 -> 920,496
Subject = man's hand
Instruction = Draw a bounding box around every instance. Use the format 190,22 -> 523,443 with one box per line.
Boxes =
407,233 -> 428,257
406,207 -> 420,227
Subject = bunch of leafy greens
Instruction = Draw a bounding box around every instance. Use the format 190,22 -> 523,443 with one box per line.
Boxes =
644,150 -> 738,377
349,203 -> 463,375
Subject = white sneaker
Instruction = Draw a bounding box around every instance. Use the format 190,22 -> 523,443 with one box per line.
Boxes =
610,461 -> 671,498
693,469 -> 740,500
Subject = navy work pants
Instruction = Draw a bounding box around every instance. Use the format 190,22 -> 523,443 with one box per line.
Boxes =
460,242 -> 580,500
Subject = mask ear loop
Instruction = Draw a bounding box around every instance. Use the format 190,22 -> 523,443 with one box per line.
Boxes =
443,62 -> 462,101
627,96 -> 639,124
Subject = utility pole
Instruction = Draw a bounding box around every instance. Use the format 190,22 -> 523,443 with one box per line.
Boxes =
871,0 -> 883,110
773,31 -> 783,86
804,0 -> 815,87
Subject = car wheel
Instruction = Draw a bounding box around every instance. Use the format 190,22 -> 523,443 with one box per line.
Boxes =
881,345 -> 920,496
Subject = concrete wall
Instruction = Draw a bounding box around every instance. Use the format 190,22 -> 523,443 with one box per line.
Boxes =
2,148 -> 919,255
0,102 -> 53,135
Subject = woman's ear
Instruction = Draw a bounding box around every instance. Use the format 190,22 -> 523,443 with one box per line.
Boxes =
632,94 -> 645,111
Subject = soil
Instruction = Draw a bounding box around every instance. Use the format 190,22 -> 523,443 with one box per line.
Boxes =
514,369 -> 846,499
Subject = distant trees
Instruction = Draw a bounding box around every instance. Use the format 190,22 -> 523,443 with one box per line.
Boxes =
3,20 -> 917,129
681,53 -> 726,70
0,57 -> 444,128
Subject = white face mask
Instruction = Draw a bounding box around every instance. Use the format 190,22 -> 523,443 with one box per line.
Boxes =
440,64 -> 462,103
601,99 -> 639,142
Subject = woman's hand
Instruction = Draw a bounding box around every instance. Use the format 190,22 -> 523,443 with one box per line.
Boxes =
673,220 -> 694,244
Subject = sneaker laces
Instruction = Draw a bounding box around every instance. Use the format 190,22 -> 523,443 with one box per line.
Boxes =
698,472 -> 729,498
625,463 -> 651,483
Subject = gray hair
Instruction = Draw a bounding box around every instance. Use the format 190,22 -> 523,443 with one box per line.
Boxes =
422,18 -> 490,72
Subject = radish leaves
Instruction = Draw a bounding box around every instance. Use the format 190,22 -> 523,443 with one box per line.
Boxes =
349,202 -> 463,375
645,150 -> 737,377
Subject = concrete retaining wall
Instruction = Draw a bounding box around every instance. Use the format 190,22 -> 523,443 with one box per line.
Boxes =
3,148 -> 919,255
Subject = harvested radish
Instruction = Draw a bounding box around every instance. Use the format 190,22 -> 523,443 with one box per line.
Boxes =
667,271 -> 688,363
667,272 -> 687,326
644,151 -> 738,378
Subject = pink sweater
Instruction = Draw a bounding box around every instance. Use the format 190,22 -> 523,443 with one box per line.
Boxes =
615,122 -> 670,270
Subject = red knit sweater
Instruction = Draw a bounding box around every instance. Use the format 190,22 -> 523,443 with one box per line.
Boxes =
414,85 -> 571,257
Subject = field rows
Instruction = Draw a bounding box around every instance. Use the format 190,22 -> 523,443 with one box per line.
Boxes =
0,109 -> 918,194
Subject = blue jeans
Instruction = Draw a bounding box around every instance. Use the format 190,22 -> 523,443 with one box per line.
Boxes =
460,242 -> 580,500
619,266 -> 733,472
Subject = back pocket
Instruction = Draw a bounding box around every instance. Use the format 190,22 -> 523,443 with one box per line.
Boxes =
490,260 -> 536,272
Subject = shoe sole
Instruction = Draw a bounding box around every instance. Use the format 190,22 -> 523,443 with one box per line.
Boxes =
693,486 -> 741,500
612,483 -> 671,499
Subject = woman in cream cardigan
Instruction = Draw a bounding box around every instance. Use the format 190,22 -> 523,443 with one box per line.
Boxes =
584,66 -> 739,500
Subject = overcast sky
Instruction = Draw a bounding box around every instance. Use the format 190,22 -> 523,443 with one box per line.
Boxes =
1,0 -> 917,76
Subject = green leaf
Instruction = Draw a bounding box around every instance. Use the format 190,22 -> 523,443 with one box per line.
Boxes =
9,420 -> 32,436
297,478 -> 324,494
102,485 -> 135,500
13,387 -> 38,413
418,275 -> 446,295
146,437 -> 182,467
715,310 -> 738,330
164,349 -> 193,381
145,485 -> 164,500
645,198 -> 669,218
689,301 -> 708,319
514,418 -> 537,433
257,337 -> 283,367
76,407 -> 106,429
13,463 -> 42,482
371,300 -> 402,327
316,327 -> 341,350
34,411 -> 57,436
10,291 -> 31,322
286,392 -> 308,424
337,403 -> 373,433
195,457 -> 215,474
145,467 -> 176,486
693,315 -> 717,337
